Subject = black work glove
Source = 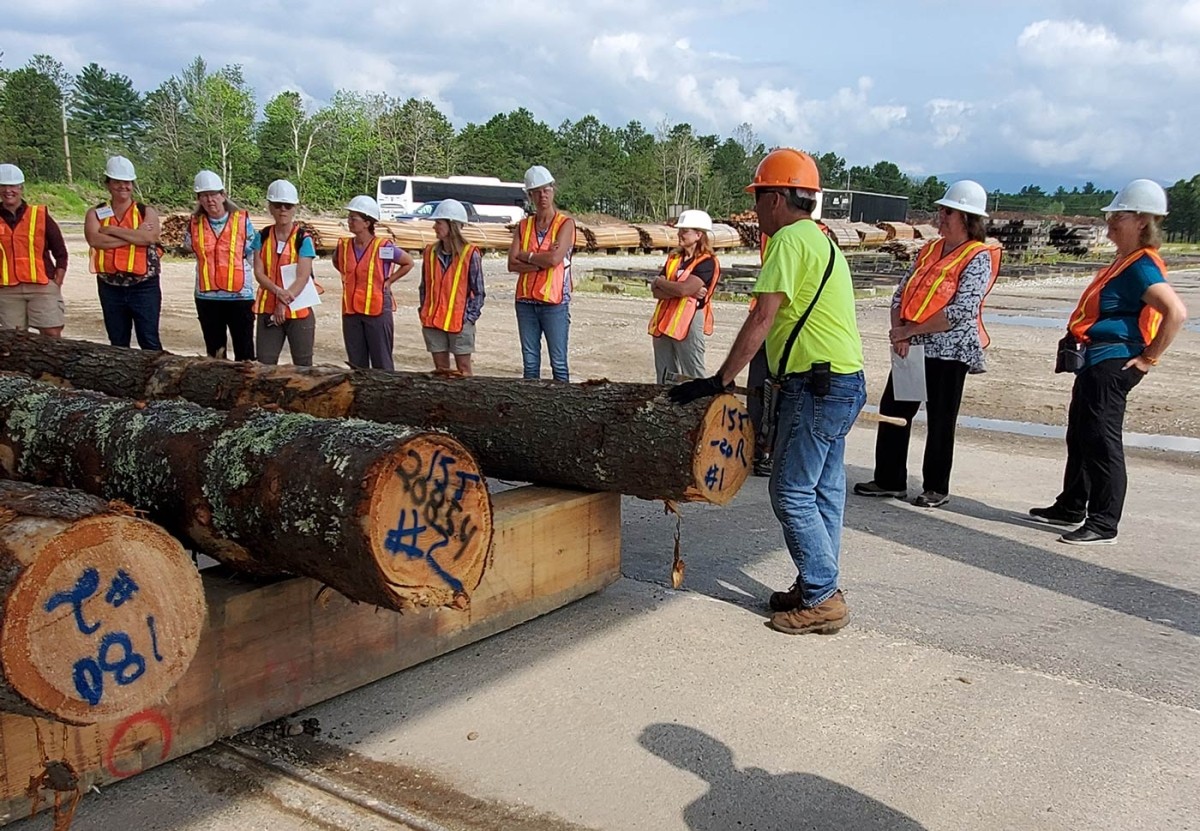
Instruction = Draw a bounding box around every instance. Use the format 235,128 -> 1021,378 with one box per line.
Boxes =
667,374 -> 730,404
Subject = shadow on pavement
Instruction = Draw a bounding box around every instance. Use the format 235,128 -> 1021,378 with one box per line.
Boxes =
638,723 -> 925,831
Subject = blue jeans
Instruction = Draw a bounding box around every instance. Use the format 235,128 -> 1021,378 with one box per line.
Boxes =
97,275 -> 162,350
515,301 -> 570,381
769,371 -> 866,607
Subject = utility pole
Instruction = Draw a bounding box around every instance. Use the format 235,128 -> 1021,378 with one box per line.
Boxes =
60,99 -> 73,184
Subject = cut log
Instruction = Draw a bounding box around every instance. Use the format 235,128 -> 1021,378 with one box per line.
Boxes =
0,373 -> 492,611
0,480 -> 204,724
0,333 -> 754,504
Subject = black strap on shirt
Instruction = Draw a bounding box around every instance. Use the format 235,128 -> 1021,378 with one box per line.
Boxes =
773,236 -> 837,378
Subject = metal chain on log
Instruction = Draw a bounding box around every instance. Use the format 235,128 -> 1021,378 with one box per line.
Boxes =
0,481 -> 205,725
0,373 -> 493,612
0,332 -> 753,505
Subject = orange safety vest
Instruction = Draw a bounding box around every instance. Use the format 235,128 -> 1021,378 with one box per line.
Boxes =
89,202 -> 149,276
1068,248 -> 1165,346
515,213 -> 569,304
420,243 -> 477,333
190,211 -> 248,293
255,225 -> 312,320
648,252 -> 720,340
336,237 -> 389,316
899,239 -> 1002,347
0,204 -> 51,286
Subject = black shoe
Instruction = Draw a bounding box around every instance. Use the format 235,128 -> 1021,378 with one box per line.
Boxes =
853,481 -> 907,499
1058,526 -> 1117,546
913,490 -> 949,508
752,456 -> 773,477
768,580 -> 803,612
1029,505 -> 1085,526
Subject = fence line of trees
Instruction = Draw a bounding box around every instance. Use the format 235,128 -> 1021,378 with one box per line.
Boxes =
1,53 -> 1197,239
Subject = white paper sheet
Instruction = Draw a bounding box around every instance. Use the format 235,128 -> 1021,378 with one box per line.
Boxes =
890,343 -> 927,403
282,264 -> 322,312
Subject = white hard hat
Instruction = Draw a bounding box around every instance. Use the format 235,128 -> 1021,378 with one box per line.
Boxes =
104,156 -> 136,181
266,179 -> 299,204
0,164 -> 25,186
523,165 -> 555,192
934,180 -> 988,217
1102,179 -> 1168,216
676,209 -> 713,232
194,170 -> 224,193
346,195 -> 381,221
430,199 -> 468,223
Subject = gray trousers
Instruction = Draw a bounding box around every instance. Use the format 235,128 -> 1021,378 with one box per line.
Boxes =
256,314 -> 315,366
343,312 -> 395,370
652,315 -> 707,384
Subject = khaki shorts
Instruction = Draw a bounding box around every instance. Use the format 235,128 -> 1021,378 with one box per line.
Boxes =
0,282 -> 65,330
422,322 -> 476,355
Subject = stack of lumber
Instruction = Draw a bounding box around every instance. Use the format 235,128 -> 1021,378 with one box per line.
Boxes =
852,222 -> 888,246
461,223 -> 516,250
579,222 -> 642,251
987,219 -> 1049,255
879,221 -> 916,240
1048,223 -> 1112,257
634,224 -> 679,250
821,219 -> 860,249
912,224 -> 940,240
723,218 -> 761,249
709,223 -> 741,249
880,239 -> 926,261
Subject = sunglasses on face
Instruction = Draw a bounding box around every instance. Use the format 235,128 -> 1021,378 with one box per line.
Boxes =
269,203 -> 296,211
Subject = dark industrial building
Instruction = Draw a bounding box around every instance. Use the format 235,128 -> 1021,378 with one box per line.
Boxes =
822,189 -> 909,223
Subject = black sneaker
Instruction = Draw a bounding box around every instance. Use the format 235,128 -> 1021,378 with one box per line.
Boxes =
1029,505 -> 1085,527
913,491 -> 949,508
752,456 -> 773,477
853,481 -> 907,499
1058,526 -> 1117,546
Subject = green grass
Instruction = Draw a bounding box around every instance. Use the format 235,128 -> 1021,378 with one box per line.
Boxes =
22,182 -> 109,220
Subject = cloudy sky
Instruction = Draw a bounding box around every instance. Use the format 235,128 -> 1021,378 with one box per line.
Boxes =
4,0 -> 1198,190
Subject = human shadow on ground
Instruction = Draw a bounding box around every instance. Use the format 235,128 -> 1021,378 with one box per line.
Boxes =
623,464 -> 1200,640
638,723 -> 926,831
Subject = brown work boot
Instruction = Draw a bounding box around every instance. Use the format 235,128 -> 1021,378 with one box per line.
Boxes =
769,590 -> 849,635
768,580 -> 803,612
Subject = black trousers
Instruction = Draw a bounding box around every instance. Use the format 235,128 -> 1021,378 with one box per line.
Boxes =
195,297 -> 255,361
872,357 -> 969,495
747,345 -> 770,458
1055,358 -> 1144,534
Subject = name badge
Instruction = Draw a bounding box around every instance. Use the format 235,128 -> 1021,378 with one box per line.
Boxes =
379,247 -> 394,260
276,240 -> 286,255
95,206 -> 115,220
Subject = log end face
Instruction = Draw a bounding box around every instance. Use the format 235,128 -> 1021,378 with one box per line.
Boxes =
689,394 -> 754,506
366,434 -> 493,611
1,516 -> 206,724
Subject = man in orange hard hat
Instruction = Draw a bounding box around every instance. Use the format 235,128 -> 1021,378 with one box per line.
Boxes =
669,148 -> 865,635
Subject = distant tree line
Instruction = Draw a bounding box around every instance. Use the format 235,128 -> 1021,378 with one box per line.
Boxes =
1,52 -> 1198,237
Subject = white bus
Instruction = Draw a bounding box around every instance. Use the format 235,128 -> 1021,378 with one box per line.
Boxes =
376,175 -> 528,222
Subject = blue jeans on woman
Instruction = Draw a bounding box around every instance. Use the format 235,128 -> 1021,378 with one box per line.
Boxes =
97,275 -> 162,350
515,301 -> 570,381
769,370 -> 866,607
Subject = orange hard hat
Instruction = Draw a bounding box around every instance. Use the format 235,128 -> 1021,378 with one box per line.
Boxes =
744,148 -> 821,193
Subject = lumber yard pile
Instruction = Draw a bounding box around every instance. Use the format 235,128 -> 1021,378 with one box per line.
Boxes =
161,213 -> 745,255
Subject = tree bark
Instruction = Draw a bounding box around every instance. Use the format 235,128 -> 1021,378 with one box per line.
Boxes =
0,332 -> 753,504
0,480 -> 205,724
0,373 -> 492,612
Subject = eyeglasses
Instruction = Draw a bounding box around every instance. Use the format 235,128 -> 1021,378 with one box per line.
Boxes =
269,203 -> 296,211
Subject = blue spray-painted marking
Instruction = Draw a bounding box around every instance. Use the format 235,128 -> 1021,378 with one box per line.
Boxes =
146,615 -> 163,662
71,630 -> 148,705
45,567 -> 102,635
383,509 -> 465,594
73,657 -> 104,706
105,570 -> 139,608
